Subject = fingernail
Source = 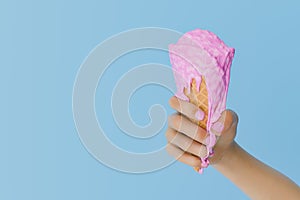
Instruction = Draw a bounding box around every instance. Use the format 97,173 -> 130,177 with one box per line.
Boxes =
195,110 -> 204,121
205,135 -> 216,146
205,136 -> 210,145
211,122 -> 224,133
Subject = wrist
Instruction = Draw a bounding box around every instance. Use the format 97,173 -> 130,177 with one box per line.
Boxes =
211,141 -> 238,167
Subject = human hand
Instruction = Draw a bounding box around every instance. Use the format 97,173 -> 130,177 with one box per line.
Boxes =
165,96 -> 239,169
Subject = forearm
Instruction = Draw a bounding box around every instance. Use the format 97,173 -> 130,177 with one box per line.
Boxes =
213,141 -> 300,200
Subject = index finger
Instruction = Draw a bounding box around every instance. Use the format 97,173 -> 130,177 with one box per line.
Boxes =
169,96 -> 204,122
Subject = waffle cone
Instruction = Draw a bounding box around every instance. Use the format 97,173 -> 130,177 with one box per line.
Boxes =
183,76 -> 209,172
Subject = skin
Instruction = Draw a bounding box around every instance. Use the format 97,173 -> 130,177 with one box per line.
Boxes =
166,96 -> 300,200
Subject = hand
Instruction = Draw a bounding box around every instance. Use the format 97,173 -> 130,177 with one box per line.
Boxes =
165,96 -> 239,169
165,96 -> 300,199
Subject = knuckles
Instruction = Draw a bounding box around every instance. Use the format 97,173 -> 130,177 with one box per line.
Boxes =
165,128 -> 176,141
165,144 -> 172,155
165,143 -> 177,158
168,114 -> 182,130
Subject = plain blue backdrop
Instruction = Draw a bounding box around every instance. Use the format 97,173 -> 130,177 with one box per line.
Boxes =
1,0 -> 299,199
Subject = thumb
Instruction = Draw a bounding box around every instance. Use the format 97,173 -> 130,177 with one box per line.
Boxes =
211,110 -> 239,143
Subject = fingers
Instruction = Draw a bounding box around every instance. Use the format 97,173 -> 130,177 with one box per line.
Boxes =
166,99 -> 209,168
168,113 -> 208,144
165,143 -> 202,167
169,96 -> 205,121
165,128 -> 208,158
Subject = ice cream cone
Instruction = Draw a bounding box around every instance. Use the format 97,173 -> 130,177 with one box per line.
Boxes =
183,76 -> 209,172
169,28 -> 235,174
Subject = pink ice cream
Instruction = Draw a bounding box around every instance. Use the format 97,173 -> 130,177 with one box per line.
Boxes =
168,29 -> 235,173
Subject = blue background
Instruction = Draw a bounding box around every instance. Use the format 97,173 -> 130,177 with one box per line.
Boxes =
1,0 -> 300,199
